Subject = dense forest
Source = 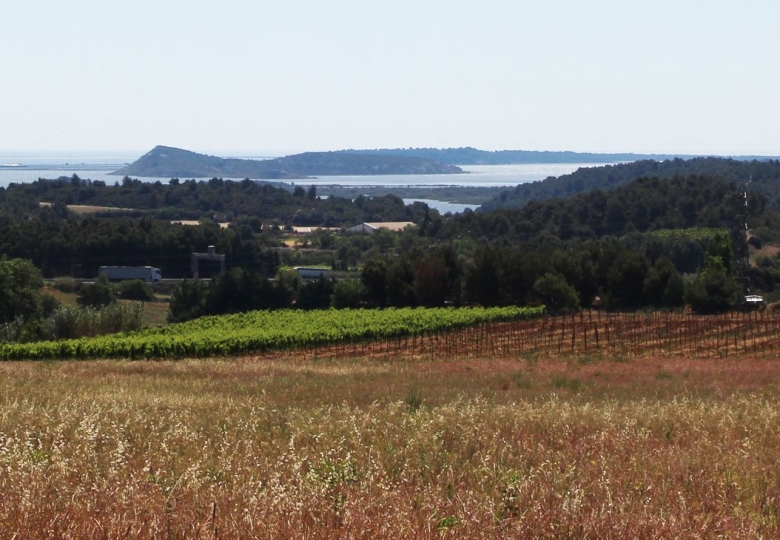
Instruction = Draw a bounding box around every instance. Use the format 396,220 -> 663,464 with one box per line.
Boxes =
436,175 -> 757,243
480,157 -> 780,212
0,176 -> 432,226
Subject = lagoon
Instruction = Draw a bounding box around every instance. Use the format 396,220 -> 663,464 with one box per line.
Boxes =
0,153 -> 615,212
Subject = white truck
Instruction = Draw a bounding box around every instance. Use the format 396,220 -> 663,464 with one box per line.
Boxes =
99,266 -> 162,282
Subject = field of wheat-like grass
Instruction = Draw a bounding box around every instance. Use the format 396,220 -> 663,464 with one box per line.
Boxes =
2,348 -> 780,538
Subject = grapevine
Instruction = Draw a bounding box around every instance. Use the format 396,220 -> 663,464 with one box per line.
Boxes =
0,306 -> 544,361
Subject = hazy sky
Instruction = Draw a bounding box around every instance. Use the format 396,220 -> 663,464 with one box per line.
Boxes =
2,1 -> 779,155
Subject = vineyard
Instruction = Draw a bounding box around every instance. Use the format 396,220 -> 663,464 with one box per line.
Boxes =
0,306 -> 543,361
361,309 -> 780,360
4,305 -> 780,362
267,309 -> 780,361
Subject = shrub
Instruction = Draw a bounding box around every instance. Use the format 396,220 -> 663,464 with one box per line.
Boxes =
52,276 -> 77,293
48,303 -> 144,339
77,275 -> 116,308
117,279 -> 154,301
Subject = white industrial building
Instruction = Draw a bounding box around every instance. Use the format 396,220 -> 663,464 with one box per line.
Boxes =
345,222 -> 415,234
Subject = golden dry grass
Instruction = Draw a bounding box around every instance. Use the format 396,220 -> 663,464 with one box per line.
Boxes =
43,287 -> 169,327
43,286 -> 79,307
129,298 -> 169,327
1,352 -> 780,538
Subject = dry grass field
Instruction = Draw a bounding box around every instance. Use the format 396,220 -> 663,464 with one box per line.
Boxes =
43,286 -> 169,328
2,338 -> 780,538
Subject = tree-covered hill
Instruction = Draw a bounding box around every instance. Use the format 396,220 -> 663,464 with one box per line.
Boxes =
112,146 -> 462,179
431,175 -> 757,244
479,158 -> 780,212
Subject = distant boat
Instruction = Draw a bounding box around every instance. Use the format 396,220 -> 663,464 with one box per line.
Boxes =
0,163 -> 22,168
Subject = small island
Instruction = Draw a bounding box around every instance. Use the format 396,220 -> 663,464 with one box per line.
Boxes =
112,146 -> 463,179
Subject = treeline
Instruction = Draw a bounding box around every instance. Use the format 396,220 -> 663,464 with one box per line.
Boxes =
0,173 -> 764,289
166,232 -> 738,323
0,176 -> 432,226
357,235 -> 737,312
432,176 -> 756,244
0,216 -> 281,279
480,157 -> 780,212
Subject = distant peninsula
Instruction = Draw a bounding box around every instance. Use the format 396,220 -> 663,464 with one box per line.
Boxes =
340,146 -> 778,165
334,147 -> 777,165
111,146 -> 463,179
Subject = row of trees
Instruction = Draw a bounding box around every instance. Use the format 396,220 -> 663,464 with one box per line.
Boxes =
0,216 -> 281,278
163,233 -> 739,322
358,239 -> 690,311
362,234 -> 737,313
167,269 -> 335,322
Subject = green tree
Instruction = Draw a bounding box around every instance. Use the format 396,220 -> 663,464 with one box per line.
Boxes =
532,272 -> 581,312
77,275 -> 117,308
606,250 -> 649,309
466,246 -> 501,306
414,255 -> 449,307
297,276 -> 334,310
387,258 -> 416,307
167,279 -> 208,323
643,257 -> 685,308
361,259 -> 388,307
686,256 -> 737,313
0,257 -> 45,324
117,279 -> 154,301
332,279 -> 366,309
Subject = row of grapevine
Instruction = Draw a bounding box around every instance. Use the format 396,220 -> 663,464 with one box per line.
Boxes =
530,310 -> 780,358
0,306 -> 544,361
9,306 -> 775,362
275,310 -> 780,361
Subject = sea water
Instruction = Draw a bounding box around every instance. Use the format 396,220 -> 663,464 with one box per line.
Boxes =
0,152 -> 612,212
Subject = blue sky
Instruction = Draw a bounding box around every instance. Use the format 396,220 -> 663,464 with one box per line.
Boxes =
2,1 -> 778,155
